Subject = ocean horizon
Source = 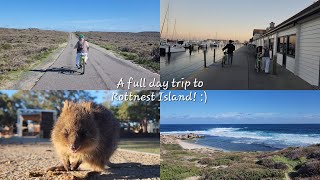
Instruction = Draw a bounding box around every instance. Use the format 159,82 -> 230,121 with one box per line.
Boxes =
161,124 -> 320,152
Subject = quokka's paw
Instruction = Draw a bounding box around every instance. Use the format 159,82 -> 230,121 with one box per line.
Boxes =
46,165 -> 68,172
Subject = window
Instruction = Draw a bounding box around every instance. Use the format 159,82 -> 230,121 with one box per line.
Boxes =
277,37 -> 283,53
283,36 -> 287,54
277,36 -> 288,54
287,34 -> 296,57
269,38 -> 274,50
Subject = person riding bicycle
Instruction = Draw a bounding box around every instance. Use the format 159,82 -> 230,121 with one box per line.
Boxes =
74,34 -> 89,69
222,40 -> 236,65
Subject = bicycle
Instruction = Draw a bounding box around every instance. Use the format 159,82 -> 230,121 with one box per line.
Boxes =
222,50 -> 228,68
79,53 -> 86,75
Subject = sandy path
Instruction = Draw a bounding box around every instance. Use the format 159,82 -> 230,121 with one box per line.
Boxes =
177,140 -> 213,150
0,144 -> 159,179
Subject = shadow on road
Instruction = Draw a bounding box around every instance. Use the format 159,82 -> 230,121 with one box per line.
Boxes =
31,66 -> 83,75
86,163 -> 160,179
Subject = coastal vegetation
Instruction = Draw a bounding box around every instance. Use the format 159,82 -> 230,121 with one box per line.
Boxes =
161,138 -> 320,180
0,28 -> 68,88
75,31 -> 160,73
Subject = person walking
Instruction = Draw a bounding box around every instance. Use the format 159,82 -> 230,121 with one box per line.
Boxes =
261,46 -> 271,73
189,44 -> 192,56
222,40 -> 236,65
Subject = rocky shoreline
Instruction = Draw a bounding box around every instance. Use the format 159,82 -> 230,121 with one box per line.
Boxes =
161,134 -> 320,180
160,133 -> 204,144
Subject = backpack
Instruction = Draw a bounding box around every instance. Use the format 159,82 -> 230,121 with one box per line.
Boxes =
231,44 -> 235,51
77,41 -> 84,53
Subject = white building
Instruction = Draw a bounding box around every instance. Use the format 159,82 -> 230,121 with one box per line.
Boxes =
253,1 -> 320,86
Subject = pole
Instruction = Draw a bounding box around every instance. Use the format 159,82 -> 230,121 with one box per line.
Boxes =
272,55 -> 277,75
214,49 -> 216,63
204,50 -> 207,68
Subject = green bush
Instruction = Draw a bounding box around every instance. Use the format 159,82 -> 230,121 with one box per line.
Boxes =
1,44 -> 12,50
103,44 -> 115,50
161,162 -> 201,180
296,161 -> 320,178
198,157 -> 232,166
119,52 -> 138,60
256,158 -> 288,170
161,144 -> 183,151
202,165 -> 284,180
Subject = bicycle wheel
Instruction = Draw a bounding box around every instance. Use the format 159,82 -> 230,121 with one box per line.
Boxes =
81,56 -> 85,74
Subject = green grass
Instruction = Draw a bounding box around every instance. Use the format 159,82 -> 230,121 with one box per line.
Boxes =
118,138 -> 159,154
119,52 -> 139,60
102,44 -> 116,51
161,162 -> 201,180
101,44 -> 159,73
1,44 -> 12,50
203,165 -> 285,180
272,155 -> 307,171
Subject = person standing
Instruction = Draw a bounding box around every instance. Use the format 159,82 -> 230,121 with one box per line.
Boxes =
222,40 -> 236,65
262,46 -> 271,73
189,44 -> 192,56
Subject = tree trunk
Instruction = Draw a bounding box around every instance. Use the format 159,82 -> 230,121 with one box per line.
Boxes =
141,118 -> 148,133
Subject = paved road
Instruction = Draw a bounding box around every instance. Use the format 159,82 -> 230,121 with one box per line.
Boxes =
183,46 -> 315,90
32,33 -> 159,90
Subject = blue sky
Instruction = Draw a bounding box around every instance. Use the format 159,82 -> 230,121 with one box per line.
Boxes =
161,91 -> 320,124
1,0 -> 159,32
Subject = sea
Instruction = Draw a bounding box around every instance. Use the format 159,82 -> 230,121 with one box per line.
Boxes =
160,45 -> 242,87
161,124 -> 320,152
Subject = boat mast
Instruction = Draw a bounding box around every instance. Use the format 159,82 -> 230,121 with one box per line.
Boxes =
160,2 -> 169,38
171,19 -> 176,41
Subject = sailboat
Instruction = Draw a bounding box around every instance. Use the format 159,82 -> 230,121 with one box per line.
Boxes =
160,1 -> 185,54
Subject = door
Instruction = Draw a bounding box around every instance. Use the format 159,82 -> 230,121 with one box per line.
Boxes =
40,112 -> 54,139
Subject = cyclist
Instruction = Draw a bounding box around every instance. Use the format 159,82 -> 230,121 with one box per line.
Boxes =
222,40 -> 236,65
74,34 -> 89,69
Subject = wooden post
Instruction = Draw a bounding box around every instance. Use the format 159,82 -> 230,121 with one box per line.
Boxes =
213,48 -> 216,63
272,55 -> 277,75
204,50 -> 207,68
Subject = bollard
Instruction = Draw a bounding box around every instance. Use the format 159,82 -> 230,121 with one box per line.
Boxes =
204,50 -> 207,68
213,49 -> 216,63
272,55 -> 277,75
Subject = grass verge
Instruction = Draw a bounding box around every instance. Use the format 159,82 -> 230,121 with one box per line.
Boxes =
118,138 -> 160,154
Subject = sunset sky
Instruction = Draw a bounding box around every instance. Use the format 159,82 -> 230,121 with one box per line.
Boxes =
160,0 -> 316,42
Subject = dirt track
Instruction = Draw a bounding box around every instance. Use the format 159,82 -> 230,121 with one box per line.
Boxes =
0,143 -> 160,179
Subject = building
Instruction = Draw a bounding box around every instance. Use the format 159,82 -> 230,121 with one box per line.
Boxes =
252,29 -> 267,41
16,109 -> 57,138
253,1 -> 320,86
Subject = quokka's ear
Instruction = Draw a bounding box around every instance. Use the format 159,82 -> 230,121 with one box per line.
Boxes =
83,102 -> 93,112
63,100 -> 72,110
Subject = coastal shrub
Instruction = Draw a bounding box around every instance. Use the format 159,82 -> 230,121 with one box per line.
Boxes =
285,148 -> 307,160
296,161 -> 320,178
307,149 -> 320,159
119,52 -> 138,60
198,155 -> 243,167
161,144 -> 183,151
161,162 -> 201,180
202,165 -> 284,180
1,44 -> 12,50
256,158 -> 288,170
103,44 -> 115,50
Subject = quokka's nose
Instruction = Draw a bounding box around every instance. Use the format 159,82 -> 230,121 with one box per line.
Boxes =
71,145 -> 77,151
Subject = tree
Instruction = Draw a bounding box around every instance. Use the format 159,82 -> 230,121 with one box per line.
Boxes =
127,91 -> 160,133
0,92 -> 22,127
12,90 -> 96,115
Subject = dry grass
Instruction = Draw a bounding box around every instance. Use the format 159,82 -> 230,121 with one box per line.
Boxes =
0,28 -> 68,86
76,31 -> 160,72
